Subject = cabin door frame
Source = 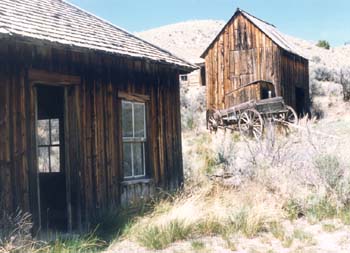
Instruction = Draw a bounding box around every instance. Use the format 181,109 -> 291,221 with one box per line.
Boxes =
28,69 -> 81,232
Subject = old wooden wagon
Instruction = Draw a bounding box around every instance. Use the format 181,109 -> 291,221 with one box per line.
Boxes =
0,0 -> 194,232
206,80 -> 298,139
201,8 -> 310,118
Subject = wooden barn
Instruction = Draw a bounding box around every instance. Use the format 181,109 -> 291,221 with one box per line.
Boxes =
0,0 -> 194,232
201,8 -> 309,115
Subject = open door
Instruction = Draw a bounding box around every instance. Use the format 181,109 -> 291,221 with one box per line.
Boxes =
36,85 -> 67,231
35,85 -> 81,232
295,87 -> 306,116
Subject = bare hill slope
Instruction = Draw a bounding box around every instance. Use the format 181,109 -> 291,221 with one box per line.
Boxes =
136,20 -> 225,63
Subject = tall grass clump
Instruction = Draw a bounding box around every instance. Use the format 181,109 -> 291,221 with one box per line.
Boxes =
136,220 -> 192,250
0,209 -> 38,253
124,181 -> 282,249
37,234 -> 106,253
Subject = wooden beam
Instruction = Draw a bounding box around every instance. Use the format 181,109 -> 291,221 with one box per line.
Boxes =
118,91 -> 150,102
28,69 -> 81,86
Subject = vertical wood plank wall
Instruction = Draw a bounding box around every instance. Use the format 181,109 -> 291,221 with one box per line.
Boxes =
204,13 -> 309,112
0,40 -> 184,227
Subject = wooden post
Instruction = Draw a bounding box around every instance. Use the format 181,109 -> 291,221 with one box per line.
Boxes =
64,87 -> 73,233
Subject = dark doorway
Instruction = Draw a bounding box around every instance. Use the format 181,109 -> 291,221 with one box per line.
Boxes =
295,87 -> 306,116
36,85 -> 67,231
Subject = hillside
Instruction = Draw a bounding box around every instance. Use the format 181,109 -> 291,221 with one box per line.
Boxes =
136,20 -> 225,63
137,20 -> 350,68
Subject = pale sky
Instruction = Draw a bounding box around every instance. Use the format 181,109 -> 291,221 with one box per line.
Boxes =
69,0 -> 350,46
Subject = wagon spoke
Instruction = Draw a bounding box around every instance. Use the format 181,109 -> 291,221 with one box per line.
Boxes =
239,109 -> 263,140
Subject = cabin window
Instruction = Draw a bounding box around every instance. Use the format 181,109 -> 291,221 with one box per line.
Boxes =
122,100 -> 146,179
180,75 -> 188,82
37,118 -> 61,173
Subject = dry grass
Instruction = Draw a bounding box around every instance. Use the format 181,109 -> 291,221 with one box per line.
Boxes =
114,114 -> 350,251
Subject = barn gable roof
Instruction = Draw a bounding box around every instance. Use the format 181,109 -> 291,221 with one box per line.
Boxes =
0,0 -> 195,70
201,8 -> 304,59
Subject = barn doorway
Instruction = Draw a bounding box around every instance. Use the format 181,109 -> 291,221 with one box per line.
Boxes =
295,87 -> 306,116
36,85 -> 67,231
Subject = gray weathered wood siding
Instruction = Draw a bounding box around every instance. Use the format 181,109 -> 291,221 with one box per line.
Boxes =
203,13 -> 309,112
0,39 -> 184,228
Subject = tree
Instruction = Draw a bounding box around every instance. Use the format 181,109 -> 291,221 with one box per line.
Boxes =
316,40 -> 330,50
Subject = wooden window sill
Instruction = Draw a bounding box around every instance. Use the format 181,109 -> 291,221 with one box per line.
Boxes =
121,178 -> 153,186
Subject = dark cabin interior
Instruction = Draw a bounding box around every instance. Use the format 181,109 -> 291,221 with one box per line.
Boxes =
36,85 -> 67,231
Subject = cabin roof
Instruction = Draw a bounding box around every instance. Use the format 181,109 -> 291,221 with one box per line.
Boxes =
201,8 -> 304,59
0,0 -> 195,70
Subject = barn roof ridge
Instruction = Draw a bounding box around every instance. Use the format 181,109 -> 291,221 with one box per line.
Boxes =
201,8 -> 305,59
0,0 -> 195,70
236,8 -> 276,28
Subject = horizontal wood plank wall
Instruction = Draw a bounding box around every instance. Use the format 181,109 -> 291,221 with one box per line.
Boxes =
0,40 -> 183,226
204,13 -> 308,111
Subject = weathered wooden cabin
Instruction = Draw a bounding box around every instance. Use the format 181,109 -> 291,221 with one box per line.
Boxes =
0,0 -> 194,232
201,8 -> 309,115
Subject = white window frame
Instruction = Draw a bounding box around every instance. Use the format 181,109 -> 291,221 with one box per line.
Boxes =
122,100 -> 147,179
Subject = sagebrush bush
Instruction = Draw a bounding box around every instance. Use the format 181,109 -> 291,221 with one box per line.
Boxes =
340,68 -> 350,101
313,66 -> 334,82
180,85 -> 206,131
314,154 -> 342,189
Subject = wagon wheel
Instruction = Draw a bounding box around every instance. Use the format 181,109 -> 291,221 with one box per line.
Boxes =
273,105 -> 298,134
238,109 -> 264,140
274,105 -> 298,125
206,109 -> 222,133
284,106 -> 298,126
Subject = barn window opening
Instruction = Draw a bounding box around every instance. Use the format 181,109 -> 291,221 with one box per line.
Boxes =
37,119 -> 61,173
180,75 -> 188,82
122,100 -> 146,179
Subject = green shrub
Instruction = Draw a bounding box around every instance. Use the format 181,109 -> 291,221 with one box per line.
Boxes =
339,207 -> 350,225
306,196 -> 337,222
293,229 -> 315,245
316,40 -> 330,50
314,154 -> 342,189
322,223 -> 337,233
191,240 -> 205,250
283,199 -> 304,220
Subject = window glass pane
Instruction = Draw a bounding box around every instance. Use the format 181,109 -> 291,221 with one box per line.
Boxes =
133,143 -> 145,177
37,120 -> 50,145
122,102 -> 133,138
134,103 -> 145,138
51,119 -> 60,145
38,147 -> 49,173
123,143 -> 133,177
50,147 -> 60,172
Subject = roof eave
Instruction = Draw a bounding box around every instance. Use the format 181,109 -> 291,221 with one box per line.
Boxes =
201,8 -> 241,59
0,34 -> 197,72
